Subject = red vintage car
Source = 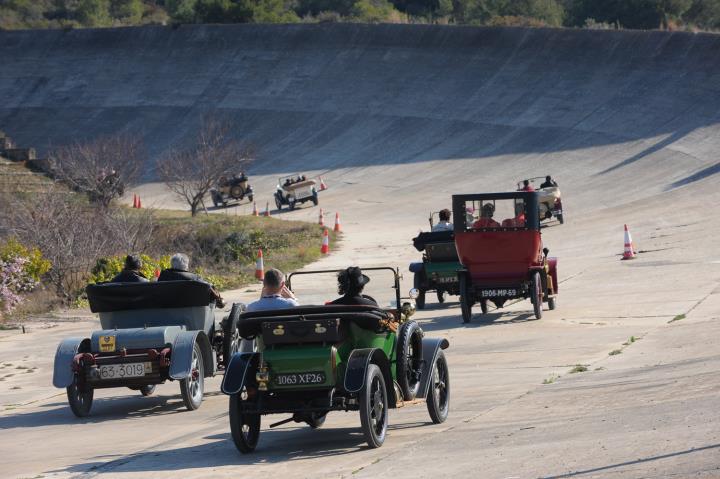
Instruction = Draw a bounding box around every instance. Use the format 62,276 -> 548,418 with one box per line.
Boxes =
452,192 -> 558,323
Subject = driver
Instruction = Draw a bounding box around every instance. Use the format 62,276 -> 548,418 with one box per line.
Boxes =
540,175 -> 558,189
246,268 -> 299,312
431,209 -> 453,232
330,267 -> 378,306
473,203 -> 500,228
158,253 -> 225,307
520,179 -> 535,192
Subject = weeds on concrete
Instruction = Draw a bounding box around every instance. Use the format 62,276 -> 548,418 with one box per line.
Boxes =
669,314 -> 686,323
622,336 -> 638,346
542,374 -> 558,384
609,349 -> 622,356
569,365 -> 588,374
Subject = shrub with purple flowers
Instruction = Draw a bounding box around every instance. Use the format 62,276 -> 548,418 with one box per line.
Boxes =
0,256 -> 38,316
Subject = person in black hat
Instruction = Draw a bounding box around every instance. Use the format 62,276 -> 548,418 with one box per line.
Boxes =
111,255 -> 148,283
330,267 -> 378,306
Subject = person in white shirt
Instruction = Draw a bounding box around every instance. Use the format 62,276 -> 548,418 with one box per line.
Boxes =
246,268 -> 299,312
431,209 -> 453,232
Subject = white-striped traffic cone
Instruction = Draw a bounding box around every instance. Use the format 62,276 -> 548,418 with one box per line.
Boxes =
622,224 -> 636,260
319,177 -> 328,191
264,201 -> 270,217
321,229 -> 329,254
252,201 -> 258,216
255,249 -> 265,280
334,212 -> 341,232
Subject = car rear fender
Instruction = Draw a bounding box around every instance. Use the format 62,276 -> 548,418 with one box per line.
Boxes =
416,338 -> 450,399
409,261 -> 424,274
169,331 -> 214,380
52,337 -> 90,388
344,348 -> 396,407
221,352 -> 260,395
547,257 -> 558,293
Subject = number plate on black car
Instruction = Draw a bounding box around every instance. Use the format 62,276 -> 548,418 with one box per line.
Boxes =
275,372 -> 326,386
480,288 -> 519,298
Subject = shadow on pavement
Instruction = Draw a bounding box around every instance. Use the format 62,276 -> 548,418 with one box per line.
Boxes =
418,310 -> 537,332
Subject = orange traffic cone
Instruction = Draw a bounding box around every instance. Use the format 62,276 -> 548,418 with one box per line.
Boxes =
252,201 -> 258,217
321,229 -> 329,254
137,196 -> 142,209
622,224 -> 636,260
255,249 -> 265,280
333,212 -> 341,232
318,208 -> 324,226
264,201 -> 270,217
319,177 -> 328,191
132,194 -> 138,208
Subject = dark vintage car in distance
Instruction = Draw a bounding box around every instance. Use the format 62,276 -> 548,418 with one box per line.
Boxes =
452,192 -> 558,323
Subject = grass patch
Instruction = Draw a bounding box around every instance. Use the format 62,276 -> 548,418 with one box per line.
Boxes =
542,374 -> 558,384
622,336 -> 638,346
569,364 -> 588,374
609,349 -> 622,356
668,314 -> 686,323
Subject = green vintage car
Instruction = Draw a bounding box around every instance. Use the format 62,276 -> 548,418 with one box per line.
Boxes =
409,212 -> 463,308
221,267 -> 450,452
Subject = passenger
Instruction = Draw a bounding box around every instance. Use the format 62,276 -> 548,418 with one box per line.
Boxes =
431,209 -> 453,232
300,175 -> 306,182
158,253 -> 225,307
111,255 -> 148,283
473,204 -> 501,228
520,179 -> 535,192
540,175 -> 558,189
502,204 -> 526,228
330,267 -> 378,306
284,179 -> 291,187
246,268 -> 299,312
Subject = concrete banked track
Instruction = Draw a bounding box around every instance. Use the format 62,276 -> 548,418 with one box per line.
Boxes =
1,24 -> 720,478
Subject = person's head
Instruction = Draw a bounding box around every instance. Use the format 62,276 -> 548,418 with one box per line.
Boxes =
263,268 -> 285,294
481,203 -> 495,218
337,266 -> 370,297
545,175 -> 552,182
124,254 -> 142,272
170,253 -> 190,271
523,179 -> 530,187
439,209 -> 451,222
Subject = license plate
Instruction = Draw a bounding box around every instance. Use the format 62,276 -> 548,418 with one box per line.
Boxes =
98,362 -> 148,379
480,288 -> 519,298
435,276 -> 457,284
275,372 -> 326,386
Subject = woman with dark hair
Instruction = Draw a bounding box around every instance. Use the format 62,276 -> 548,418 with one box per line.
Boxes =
111,255 -> 148,283
330,267 -> 378,306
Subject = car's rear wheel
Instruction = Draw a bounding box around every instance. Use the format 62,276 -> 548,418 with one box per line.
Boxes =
557,213 -> 564,224
426,350 -> 450,424
413,272 -> 426,309
229,393 -> 261,453
67,374 -> 93,417
312,191 -> 319,206
548,296 -> 556,310
248,194 -> 253,203
530,272 -> 543,320
275,194 -> 282,211
396,321 -> 423,401
436,290 -> 445,303
223,304 -> 242,367
480,299 -> 488,314
289,197 -> 297,210
180,342 -> 204,411
359,364 -> 388,449
415,289 -> 426,309
459,274 -> 473,323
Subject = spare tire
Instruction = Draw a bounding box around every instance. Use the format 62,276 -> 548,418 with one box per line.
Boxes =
396,320 -> 423,401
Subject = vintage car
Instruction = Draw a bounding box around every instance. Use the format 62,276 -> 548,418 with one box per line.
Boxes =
452,192 -> 558,323
275,174 -> 319,210
517,177 -> 564,224
52,280 -> 250,417
409,212 -> 462,308
221,267 -> 450,452
211,173 -> 254,207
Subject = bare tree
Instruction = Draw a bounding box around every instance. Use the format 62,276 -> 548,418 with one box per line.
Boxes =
157,117 -> 254,216
49,133 -> 144,208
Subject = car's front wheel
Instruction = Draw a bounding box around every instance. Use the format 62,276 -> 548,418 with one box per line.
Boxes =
359,364 -> 388,448
229,393 -> 261,453
396,321 -> 423,401
530,271 -> 543,320
275,194 -> 283,211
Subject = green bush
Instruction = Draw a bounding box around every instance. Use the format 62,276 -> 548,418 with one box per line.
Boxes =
0,238 -> 51,282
